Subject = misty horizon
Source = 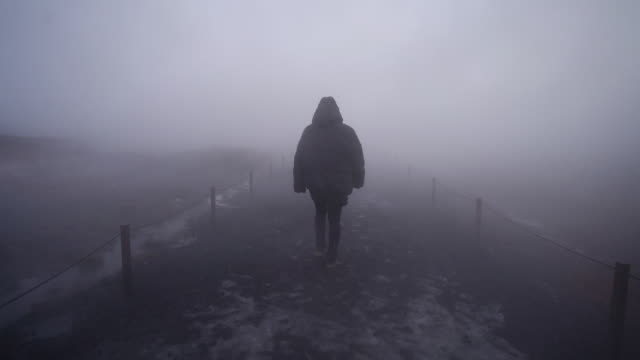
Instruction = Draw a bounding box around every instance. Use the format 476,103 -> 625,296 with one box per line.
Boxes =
1,1 -> 639,168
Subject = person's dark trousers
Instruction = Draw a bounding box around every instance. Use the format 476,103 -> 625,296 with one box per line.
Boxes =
313,197 -> 343,262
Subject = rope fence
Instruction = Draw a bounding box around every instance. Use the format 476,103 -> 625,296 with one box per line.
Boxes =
431,176 -> 637,360
433,178 -> 639,280
483,202 -> 618,271
0,233 -> 121,311
0,179 -> 246,313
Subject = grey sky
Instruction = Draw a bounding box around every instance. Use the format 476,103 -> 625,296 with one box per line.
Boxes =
1,1 -> 639,168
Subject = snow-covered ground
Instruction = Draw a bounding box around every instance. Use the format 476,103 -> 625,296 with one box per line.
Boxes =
146,274 -> 523,360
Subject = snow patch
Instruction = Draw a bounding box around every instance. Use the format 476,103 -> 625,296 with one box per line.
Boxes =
152,277 -> 525,359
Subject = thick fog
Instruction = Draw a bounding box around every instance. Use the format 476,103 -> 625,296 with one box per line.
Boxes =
2,0 -> 639,163
2,0 -> 640,228
3,3 -> 640,357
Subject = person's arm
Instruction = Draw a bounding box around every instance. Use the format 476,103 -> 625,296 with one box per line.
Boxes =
293,127 -> 309,193
350,128 -> 365,188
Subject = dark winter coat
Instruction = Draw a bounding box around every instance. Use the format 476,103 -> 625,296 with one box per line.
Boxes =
293,97 -> 365,197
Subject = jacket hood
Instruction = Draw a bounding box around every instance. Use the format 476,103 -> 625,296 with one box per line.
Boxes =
312,96 -> 343,126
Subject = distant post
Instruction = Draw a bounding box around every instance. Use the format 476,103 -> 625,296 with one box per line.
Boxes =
432,178 -> 436,207
610,262 -> 630,360
210,186 -> 216,224
120,224 -> 132,296
249,171 -> 254,195
475,197 -> 483,238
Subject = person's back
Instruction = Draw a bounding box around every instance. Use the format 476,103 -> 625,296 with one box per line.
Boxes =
293,97 -> 365,266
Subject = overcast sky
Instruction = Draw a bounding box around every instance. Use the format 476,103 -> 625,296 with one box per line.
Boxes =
1,1 -> 639,169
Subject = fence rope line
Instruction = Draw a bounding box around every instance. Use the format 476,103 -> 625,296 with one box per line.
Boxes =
436,180 -> 640,281
0,183 -> 247,312
0,233 -> 121,311
484,203 -> 615,270
0,191 -> 212,312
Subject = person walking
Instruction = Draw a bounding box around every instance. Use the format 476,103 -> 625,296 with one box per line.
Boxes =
293,96 -> 365,267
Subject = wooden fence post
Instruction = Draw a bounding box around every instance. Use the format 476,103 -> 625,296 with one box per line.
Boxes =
210,186 -> 216,224
610,262 -> 630,360
120,224 -> 132,296
432,178 -> 436,207
475,197 -> 483,238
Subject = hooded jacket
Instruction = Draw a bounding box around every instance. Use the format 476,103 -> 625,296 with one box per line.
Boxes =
293,97 -> 365,196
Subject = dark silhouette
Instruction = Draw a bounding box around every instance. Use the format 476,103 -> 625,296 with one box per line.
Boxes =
293,97 -> 365,266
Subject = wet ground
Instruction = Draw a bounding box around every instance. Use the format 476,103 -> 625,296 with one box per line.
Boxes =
1,173 -> 631,359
